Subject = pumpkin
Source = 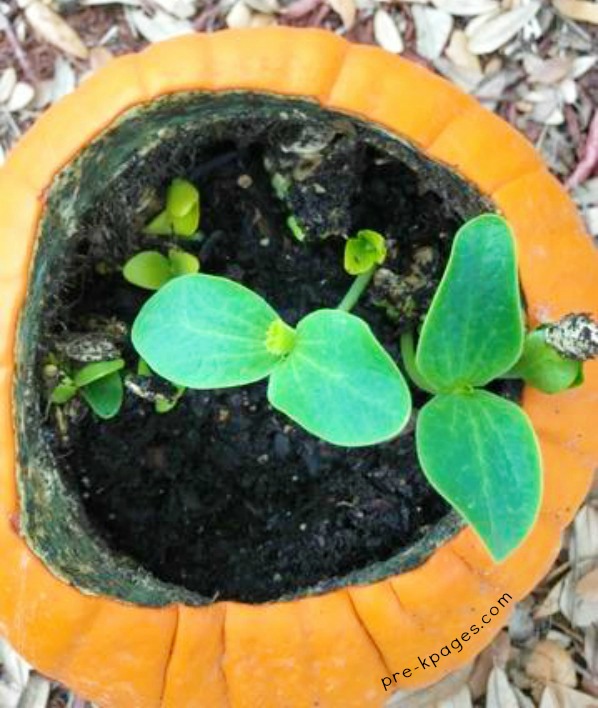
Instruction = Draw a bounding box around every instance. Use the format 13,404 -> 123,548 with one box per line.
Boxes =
0,28 -> 597,708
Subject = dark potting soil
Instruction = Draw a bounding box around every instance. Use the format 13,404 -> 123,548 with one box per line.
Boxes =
41,119 -> 481,603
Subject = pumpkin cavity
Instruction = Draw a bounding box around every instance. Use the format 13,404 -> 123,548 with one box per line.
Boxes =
16,93 -> 512,605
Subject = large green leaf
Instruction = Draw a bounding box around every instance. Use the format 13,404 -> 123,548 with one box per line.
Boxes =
132,274 -> 281,388
81,371 -> 124,420
268,310 -> 411,447
416,214 -> 524,391
416,390 -> 542,561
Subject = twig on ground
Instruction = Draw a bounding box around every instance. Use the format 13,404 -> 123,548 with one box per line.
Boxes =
0,13 -> 39,88
566,109 -> 598,189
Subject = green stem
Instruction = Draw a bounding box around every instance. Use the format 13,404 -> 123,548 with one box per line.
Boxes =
400,331 -> 438,395
338,268 -> 375,312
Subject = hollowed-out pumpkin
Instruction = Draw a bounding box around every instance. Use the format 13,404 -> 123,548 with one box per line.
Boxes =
0,27 -> 597,708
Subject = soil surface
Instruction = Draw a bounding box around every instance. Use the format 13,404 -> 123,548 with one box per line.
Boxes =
42,119 -> 468,603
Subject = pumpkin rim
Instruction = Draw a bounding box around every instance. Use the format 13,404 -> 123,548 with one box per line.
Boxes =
0,28 -> 596,706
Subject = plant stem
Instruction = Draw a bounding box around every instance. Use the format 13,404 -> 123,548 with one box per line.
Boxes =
400,331 -> 437,395
338,267 -> 375,312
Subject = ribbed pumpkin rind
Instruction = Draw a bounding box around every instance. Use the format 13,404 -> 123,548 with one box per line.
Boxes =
0,28 -> 595,707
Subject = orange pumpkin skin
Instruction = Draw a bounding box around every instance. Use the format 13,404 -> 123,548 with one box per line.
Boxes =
1,29 -> 597,708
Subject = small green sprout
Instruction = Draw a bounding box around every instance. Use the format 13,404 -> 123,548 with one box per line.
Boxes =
344,229 -> 387,275
144,178 -> 201,238
400,215 -> 540,561
123,248 -> 200,291
132,275 -> 411,446
272,173 -> 290,200
50,359 -> 125,419
287,215 -> 306,242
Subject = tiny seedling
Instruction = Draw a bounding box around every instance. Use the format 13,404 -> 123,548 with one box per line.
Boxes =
123,248 -> 200,291
286,215 -> 306,242
344,229 -> 387,275
144,178 -> 201,238
132,275 -> 411,446
50,359 -> 125,419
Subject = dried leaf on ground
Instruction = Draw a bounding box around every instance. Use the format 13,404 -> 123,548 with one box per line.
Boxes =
560,505 -> 598,626
540,683 -> 598,707
24,1 -> 89,59
468,630 -> 512,700
243,0 -> 279,13
535,576 -> 566,619
152,0 -> 197,20
571,56 -> 597,79
432,0 -> 499,16
412,4 -> 453,60
486,666 -> 520,708
15,673 -> 51,708
571,504 -> 598,571
128,7 -> 194,42
374,8 -> 404,53
525,640 -> 577,689
6,81 -> 35,112
585,207 -> 598,237
0,683 -> 20,708
567,110 -> 598,189
0,68 -> 17,104
50,56 -> 76,101
327,0 -> 356,29
88,46 -> 114,72
0,638 -> 30,689
226,1 -> 253,28
585,625 -> 598,677
524,55 -> 573,85
386,666 -> 472,707
467,1 -> 541,55
281,0 -> 322,18
578,569 -> 598,604
445,29 -> 482,73
553,0 -> 598,25
436,684 -> 473,707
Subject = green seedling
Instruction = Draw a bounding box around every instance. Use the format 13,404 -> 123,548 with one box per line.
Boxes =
144,178 -> 201,238
132,275 -> 412,446
272,173 -> 290,200
400,215 -> 541,562
123,248 -> 200,291
50,359 -> 125,419
287,215 -> 306,242
344,229 -> 387,275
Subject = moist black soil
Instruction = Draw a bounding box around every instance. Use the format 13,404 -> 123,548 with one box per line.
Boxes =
40,119 -> 474,603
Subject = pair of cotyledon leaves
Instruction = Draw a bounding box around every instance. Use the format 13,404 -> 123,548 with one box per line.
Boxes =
51,359 -> 125,419
132,214 -> 542,562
